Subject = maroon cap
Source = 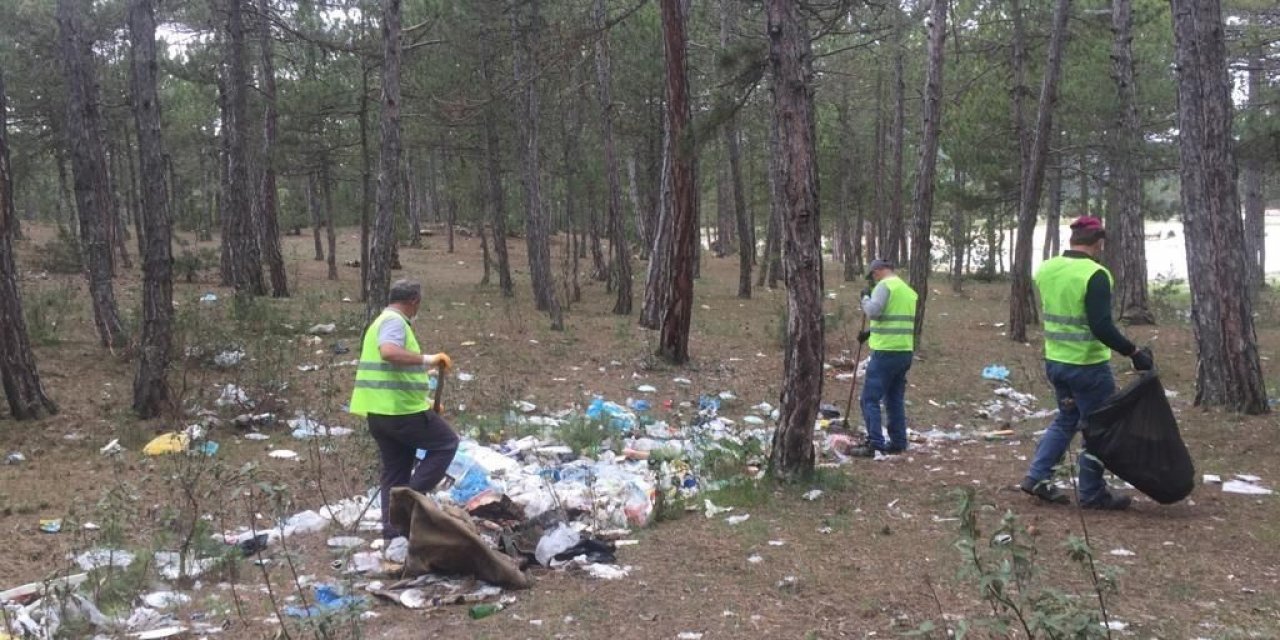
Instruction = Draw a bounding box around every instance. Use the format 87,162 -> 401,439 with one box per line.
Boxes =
1070,215 -> 1104,231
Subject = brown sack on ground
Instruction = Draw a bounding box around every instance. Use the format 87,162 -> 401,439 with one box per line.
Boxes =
388,487 -> 531,589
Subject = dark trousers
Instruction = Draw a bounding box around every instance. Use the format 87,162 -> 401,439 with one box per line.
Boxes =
860,350 -> 914,451
368,410 -> 459,538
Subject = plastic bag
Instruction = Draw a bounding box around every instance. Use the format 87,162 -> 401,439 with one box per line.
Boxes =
1084,372 -> 1194,504
447,454 -> 493,504
586,398 -> 637,431
535,523 -> 580,566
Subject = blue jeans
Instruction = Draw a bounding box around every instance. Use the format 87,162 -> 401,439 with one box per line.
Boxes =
861,350 -> 913,450
1025,361 -> 1116,503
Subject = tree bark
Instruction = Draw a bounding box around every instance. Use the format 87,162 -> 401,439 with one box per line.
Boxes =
220,0 -> 266,296
657,0 -> 696,363
764,0 -> 822,480
307,172 -> 324,261
511,0 -> 561,329
594,0 -> 633,315
365,0 -> 402,317
1043,159 -> 1062,260
127,0 -> 174,418
57,0 -> 126,349
1008,0 -> 1070,343
1108,0 -> 1152,324
0,69 -> 59,420
257,0 -> 288,298
107,141 -> 132,270
1010,0 -> 1032,197
322,159 -> 338,281
720,0 -> 752,299
406,156 -> 422,247
886,12 -> 907,267
1241,52 -> 1266,295
1170,0 -> 1269,414
359,64 -> 372,300
480,55 -> 514,297
641,101 -> 675,329
907,0 -> 948,339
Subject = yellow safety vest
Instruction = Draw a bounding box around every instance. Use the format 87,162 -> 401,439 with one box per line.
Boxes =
869,276 -> 917,352
1035,255 -> 1112,365
348,309 -> 431,416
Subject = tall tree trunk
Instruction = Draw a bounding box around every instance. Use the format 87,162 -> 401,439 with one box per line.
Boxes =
562,84 -> 586,302
221,0 -> 266,296
908,0 -> 948,339
359,64 -> 372,300
406,156 -> 422,247
656,0 -> 696,363
595,0 -> 632,315
721,0 -> 752,298
127,0 -> 174,418
481,56 -> 514,297
443,151 -> 456,254
837,82 -> 858,283
1079,151 -> 1090,216
627,155 -> 646,262
1043,159 -> 1062,260
107,141 -> 132,270
886,13 -> 906,265
1008,0 -> 1070,342
257,0 -> 288,297
1170,0 -> 1269,414
870,69 -> 885,262
57,0 -> 126,349
0,69 -> 58,420
764,0 -> 822,480
1011,0 -> 1032,199
123,122 -> 144,259
1241,52 -> 1266,295
1109,0 -> 1152,324
307,171 -> 324,261
641,99 -> 675,329
322,159 -> 338,281
366,0 -> 402,317
511,0 -> 561,329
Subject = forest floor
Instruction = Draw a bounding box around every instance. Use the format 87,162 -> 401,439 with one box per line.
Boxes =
2,222 -> 1279,639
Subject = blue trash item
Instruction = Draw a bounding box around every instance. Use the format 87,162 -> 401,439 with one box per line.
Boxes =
586,397 -> 638,431
447,453 -> 493,503
981,364 -> 1010,381
628,398 -> 652,412
698,395 -> 720,414
196,441 -> 219,456
284,584 -> 366,618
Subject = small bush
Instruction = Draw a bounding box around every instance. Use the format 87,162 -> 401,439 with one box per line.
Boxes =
174,247 -> 220,283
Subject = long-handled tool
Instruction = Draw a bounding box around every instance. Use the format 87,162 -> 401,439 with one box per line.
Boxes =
839,312 -> 869,431
430,364 -> 446,414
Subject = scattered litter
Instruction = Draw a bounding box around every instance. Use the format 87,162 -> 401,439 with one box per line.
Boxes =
513,401 -> 538,413
468,602 -> 506,619
583,563 -> 631,580
1223,479 -> 1273,495
215,384 -> 250,407
384,536 -> 409,563
347,552 -> 384,574
100,439 -> 123,455
1235,474 -> 1262,483
703,500 -> 732,518
637,384 -> 657,393
457,372 -> 475,382
1202,474 -> 1222,484
535,524 -> 581,566
245,433 -> 270,441
672,377 -> 692,385
199,293 -> 218,303
1108,549 -> 1136,557
725,514 -> 751,526
154,551 -> 217,579
268,449 -> 299,460
74,548 -> 135,571
1105,620 -> 1129,631
141,591 -> 191,609
327,536 -> 366,550
981,364 -> 1010,381
747,554 -> 763,564
802,489 -> 824,501
4,452 -> 26,465
297,364 -> 321,372
461,340 -> 477,346
308,323 -> 337,335
195,441 -> 219,456
213,349 -> 245,368
677,633 -> 704,640
718,391 -> 736,401
290,414 -> 354,439
285,584 -> 367,618
767,540 -> 786,547
742,415 -> 765,425
142,433 -> 189,456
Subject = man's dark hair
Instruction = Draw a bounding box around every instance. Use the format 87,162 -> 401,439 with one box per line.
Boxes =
388,279 -> 422,303
1069,227 -> 1106,246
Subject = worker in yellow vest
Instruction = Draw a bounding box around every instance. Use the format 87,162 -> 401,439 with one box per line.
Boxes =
349,279 -> 459,539
851,259 -> 918,457
1020,216 -> 1152,510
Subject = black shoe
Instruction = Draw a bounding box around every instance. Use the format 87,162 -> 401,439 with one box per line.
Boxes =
883,445 -> 907,455
1019,478 -> 1070,505
848,444 -> 878,458
1081,493 -> 1132,511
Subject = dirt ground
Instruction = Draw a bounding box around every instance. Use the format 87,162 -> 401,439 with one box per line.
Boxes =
2,223 -> 1278,639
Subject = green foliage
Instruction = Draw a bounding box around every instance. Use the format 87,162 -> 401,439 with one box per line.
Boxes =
173,247 -> 220,284
1149,272 -> 1190,324
22,278 -> 78,345
918,488 -> 1120,639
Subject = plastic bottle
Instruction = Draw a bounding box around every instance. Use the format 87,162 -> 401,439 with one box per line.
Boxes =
468,603 -> 504,619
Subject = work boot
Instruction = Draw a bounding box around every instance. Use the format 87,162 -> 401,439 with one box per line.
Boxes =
848,443 -> 878,458
1019,477 -> 1070,505
1081,492 -> 1132,511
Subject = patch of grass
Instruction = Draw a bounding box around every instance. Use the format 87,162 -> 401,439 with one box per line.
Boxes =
34,225 -> 83,273
559,416 -> 611,457
22,280 -> 78,345
703,478 -> 772,510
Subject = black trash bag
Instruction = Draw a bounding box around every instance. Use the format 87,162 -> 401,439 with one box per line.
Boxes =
1084,371 -> 1194,504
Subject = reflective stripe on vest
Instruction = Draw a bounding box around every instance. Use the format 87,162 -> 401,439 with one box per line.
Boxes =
348,309 -> 430,416
869,276 -> 918,352
1035,255 -> 1112,365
